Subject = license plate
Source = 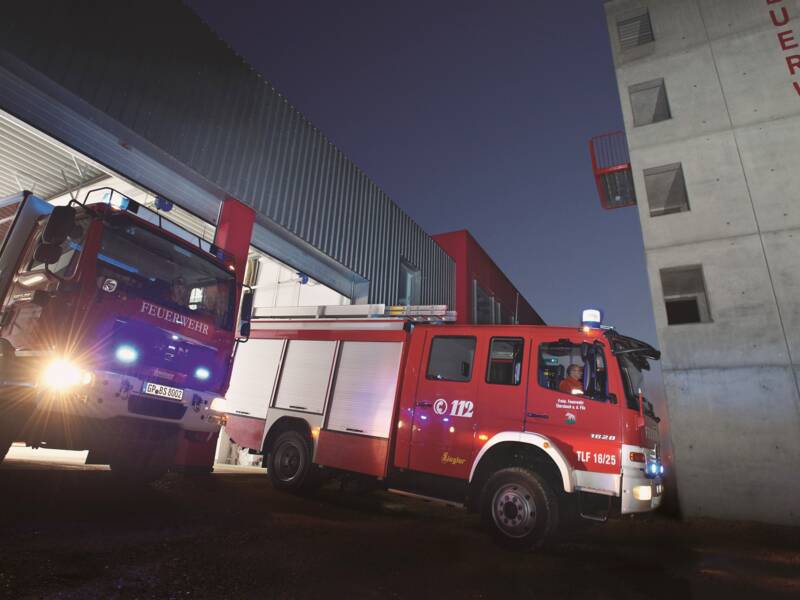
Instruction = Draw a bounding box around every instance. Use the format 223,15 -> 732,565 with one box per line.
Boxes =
143,382 -> 184,401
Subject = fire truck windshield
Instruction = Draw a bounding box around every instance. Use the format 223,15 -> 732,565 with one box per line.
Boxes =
98,216 -> 235,330
618,354 -> 657,417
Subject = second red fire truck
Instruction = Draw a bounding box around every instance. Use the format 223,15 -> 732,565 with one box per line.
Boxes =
0,187 -> 254,479
220,304 -> 664,550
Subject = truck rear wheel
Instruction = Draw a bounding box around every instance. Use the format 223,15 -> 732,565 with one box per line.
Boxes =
267,430 -> 318,493
481,467 -> 559,551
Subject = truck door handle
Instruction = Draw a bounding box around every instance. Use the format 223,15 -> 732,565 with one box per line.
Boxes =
416,401 -> 433,408
527,412 -> 549,419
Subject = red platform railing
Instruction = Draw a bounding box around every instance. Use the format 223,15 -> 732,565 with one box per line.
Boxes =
589,131 -> 637,209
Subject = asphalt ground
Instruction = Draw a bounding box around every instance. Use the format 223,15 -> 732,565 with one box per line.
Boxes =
1,448 -> 798,600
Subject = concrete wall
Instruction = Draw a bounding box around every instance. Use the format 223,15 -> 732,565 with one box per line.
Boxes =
605,0 -> 800,524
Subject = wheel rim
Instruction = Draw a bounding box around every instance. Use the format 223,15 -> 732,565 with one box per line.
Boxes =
491,483 -> 537,538
274,440 -> 304,483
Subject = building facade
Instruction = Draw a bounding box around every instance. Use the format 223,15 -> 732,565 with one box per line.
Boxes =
605,0 -> 800,524
0,0 -> 453,308
433,230 -> 543,325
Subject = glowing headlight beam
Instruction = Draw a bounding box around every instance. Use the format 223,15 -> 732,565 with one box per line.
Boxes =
40,359 -> 93,391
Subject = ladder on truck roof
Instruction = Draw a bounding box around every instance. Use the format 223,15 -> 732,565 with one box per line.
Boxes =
251,304 -> 457,322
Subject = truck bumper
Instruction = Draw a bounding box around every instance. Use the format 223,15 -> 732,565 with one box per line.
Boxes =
0,369 -> 224,443
621,474 -> 664,514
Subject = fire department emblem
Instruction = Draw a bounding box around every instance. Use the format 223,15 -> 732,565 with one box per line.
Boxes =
433,398 -> 448,415
565,412 -> 577,425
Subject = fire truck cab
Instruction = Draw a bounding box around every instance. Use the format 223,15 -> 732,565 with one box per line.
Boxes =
0,188 -> 254,479
222,305 -> 663,550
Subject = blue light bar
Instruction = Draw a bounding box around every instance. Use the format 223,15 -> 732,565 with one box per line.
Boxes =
115,344 -> 139,364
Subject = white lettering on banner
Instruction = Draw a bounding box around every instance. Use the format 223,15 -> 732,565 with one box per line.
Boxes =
140,301 -> 210,335
556,398 -> 586,411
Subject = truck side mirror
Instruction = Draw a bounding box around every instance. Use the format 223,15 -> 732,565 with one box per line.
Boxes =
238,288 -> 254,340
42,206 -> 76,246
33,243 -> 61,265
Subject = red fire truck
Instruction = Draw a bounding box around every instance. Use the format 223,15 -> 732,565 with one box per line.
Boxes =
0,187 -> 254,479
221,304 -> 664,549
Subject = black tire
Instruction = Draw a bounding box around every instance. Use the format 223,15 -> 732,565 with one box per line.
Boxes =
481,467 -> 560,551
267,430 -> 318,493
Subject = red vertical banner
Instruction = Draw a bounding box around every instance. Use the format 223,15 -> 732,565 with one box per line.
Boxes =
214,196 -> 256,288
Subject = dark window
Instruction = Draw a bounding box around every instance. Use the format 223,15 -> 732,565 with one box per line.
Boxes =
398,259 -> 420,306
629,78 -> 671,127
24,215 -> 90,279
427,336 -> 476,382
617,9 -> 654,50
473,280 -> 494,324
645,163 -> 690,216
538,341 -> 608,401
98,215 -> 236,329
660,265 -> 711,325
486,337 -> 524,386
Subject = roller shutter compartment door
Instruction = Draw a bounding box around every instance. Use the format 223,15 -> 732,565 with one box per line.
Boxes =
226,339 -> 285,419
273,340 -> 337,414
327,341 -> 404,438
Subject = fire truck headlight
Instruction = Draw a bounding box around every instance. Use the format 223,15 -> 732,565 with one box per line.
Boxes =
41,359 -> 93,390
194,367 -> 211,381
632,485 -> 653,502
115,344 -> 139,364
210,397 -> 228,412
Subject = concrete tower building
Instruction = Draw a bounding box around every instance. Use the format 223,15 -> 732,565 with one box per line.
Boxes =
603,0 -> 800,525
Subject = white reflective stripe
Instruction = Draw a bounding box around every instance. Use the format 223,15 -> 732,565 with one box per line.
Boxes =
251,320 -> 406,331
574,470 -> 621,497
469,432 -> 574,493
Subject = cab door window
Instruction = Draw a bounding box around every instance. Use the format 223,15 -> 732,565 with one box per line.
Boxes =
426,336 -> 476,382
538,340 -> 609,401
486,337 -> 524,385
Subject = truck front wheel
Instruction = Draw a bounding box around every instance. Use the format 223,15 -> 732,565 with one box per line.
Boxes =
481,467 -> 560,551
267,430 -> 318,493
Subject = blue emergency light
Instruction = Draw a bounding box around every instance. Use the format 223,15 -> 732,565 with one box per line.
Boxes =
581,308 -> 603,329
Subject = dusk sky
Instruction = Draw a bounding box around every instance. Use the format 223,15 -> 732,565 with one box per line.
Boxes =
188,1 -> 657,348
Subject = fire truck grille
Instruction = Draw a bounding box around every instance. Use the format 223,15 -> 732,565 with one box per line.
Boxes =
128,395 -> 187,420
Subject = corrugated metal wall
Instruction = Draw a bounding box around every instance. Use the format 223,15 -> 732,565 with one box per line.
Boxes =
0,0 -> 454,306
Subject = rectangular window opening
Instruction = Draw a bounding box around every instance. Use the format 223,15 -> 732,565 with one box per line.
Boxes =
617,9 -> 655,50
629,78 -> 671,127
537,341 -> 608,402
486,337 -> 524,386
644,163 -> 690,216
426,336 -> 476,382
660,265 -> 711,325
398,259 -> 421,306
473,280 -> 494,324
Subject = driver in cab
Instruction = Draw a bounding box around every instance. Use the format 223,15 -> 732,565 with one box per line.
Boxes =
559,364 -> 584,395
